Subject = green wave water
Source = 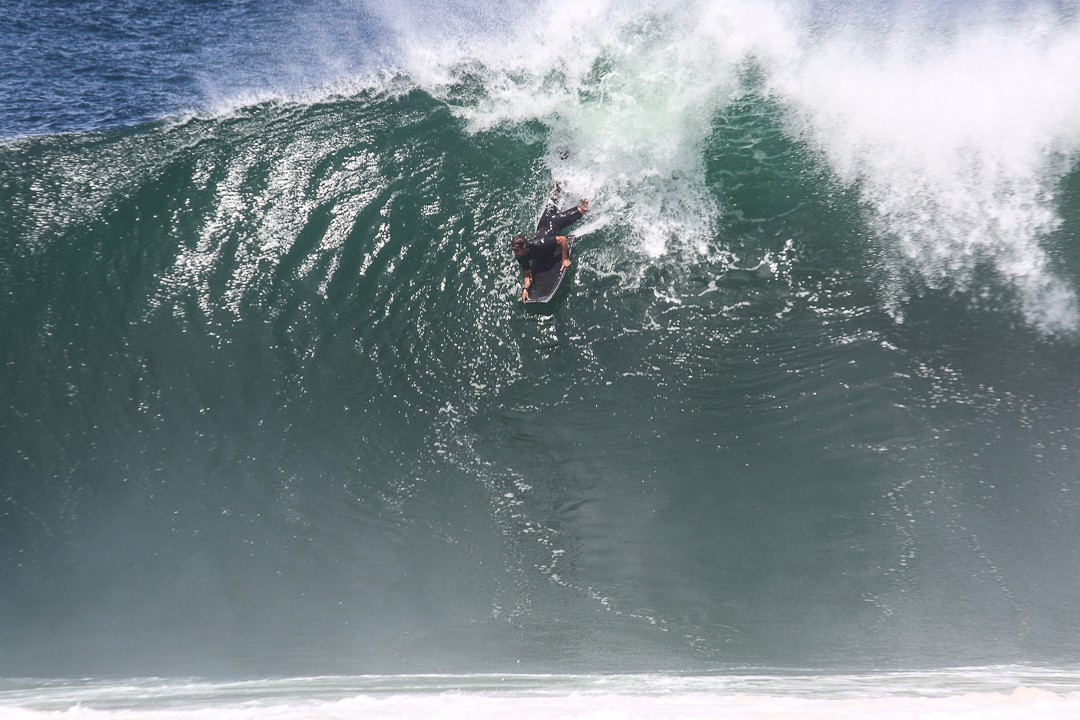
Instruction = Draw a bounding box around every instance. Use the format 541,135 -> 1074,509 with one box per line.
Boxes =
3,3 -> 1080,679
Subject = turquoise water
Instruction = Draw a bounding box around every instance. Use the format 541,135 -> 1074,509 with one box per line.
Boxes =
3,0 -> 1080,688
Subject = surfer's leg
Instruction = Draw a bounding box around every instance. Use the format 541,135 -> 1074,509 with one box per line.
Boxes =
535,203 -> 560,234
548,207 -> 583,234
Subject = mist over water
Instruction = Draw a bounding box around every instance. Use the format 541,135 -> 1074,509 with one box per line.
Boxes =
3,0 -> 1080,693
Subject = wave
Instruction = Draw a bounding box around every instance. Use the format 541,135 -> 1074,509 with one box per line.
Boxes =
4,0 -> 1080,678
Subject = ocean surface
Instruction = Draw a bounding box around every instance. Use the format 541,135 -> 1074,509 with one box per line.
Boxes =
3,0 -> 1080,716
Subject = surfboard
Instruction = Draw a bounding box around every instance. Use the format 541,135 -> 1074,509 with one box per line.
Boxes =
524,236 -> 575,304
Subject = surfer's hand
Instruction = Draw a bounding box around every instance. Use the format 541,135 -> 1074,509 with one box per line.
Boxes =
562,258 -> 572,269
578,199 -> 589,214
521,287 -> 529,302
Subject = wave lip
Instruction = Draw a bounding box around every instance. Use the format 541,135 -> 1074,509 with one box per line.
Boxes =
765,5 -> 1080,331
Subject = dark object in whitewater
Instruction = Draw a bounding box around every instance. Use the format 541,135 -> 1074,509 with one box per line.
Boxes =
524,236 -> 576,304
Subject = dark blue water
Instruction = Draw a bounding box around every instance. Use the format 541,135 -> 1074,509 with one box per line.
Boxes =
0,0 -> 388,138
3,0 -> 1080,679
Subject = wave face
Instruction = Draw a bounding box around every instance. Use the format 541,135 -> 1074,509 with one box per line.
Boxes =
3,0 -> 1080,677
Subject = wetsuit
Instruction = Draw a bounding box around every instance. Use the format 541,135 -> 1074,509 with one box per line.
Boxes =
515,202 -> 584,274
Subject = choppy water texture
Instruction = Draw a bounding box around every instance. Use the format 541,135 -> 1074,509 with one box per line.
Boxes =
3,0 -> 1080,699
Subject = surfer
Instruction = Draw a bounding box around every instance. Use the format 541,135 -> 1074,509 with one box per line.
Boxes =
511,188 -> 589,302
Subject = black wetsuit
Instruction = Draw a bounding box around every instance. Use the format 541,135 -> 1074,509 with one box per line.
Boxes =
516,202 -> 584,274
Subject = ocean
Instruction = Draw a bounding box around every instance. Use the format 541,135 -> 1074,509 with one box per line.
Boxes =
3,0 -> 1080,716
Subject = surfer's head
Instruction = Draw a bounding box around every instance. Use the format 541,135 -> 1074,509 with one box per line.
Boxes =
511,235 -> 528,257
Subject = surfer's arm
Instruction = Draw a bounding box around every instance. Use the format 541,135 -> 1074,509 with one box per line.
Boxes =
521,268 -> 533,301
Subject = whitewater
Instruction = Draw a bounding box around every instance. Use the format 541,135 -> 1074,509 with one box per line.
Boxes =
3,0 -> 1080,717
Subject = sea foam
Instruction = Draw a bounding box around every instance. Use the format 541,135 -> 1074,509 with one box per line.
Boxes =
767,4 -> 1080,331
3,672 -> 1080,720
